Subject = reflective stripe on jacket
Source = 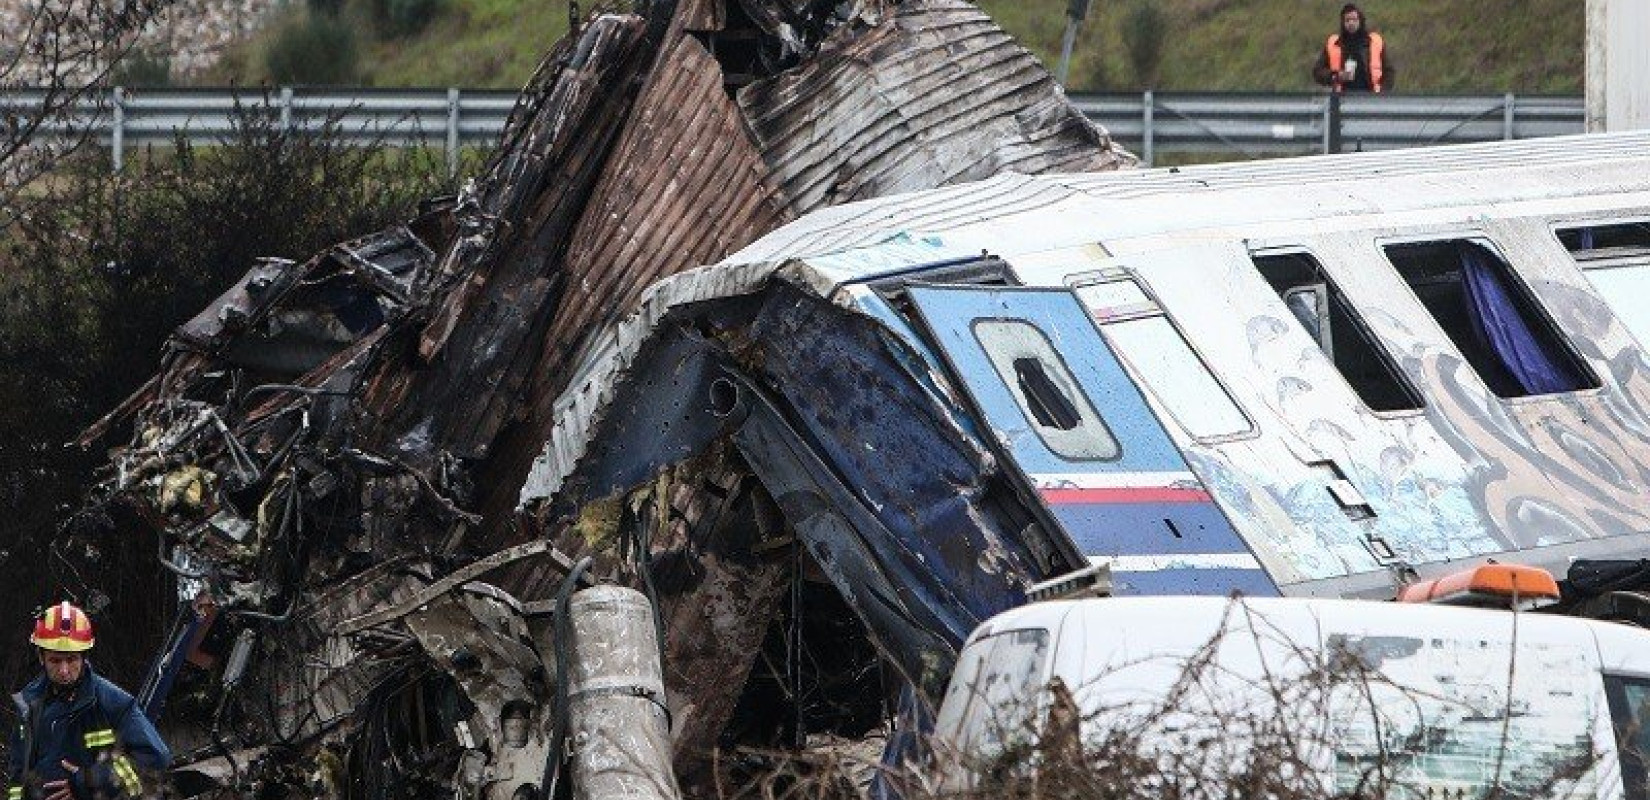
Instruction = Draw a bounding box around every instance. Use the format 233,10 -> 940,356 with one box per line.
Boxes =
1325,32 -> 1385,92
7,666 -> 171,798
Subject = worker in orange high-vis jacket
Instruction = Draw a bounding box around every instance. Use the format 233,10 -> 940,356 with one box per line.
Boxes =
1313,3 -> 1396,92
8,602 -> 170,800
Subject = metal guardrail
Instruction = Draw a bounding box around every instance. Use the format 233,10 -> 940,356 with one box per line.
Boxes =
0,88 -> 1586,171
0,87 -> 522,174
1074,92 -> 1585,164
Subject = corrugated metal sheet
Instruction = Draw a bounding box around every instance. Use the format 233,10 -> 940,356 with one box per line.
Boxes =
725,172 -> 1079,266
737,0 -> 1132,217
464,31 -> 795,554
539,34 -> 791,398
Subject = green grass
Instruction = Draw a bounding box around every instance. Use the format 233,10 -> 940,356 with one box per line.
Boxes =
208,0 -> 573,88
204,0 -> 1583,93
980,0 -> 1584,93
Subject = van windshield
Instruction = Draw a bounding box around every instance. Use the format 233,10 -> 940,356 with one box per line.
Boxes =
935,628 -> 1051,767
1606,674 -> 1650,800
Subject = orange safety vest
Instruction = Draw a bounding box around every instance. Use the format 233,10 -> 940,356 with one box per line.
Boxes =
1325,32 -> 1384,93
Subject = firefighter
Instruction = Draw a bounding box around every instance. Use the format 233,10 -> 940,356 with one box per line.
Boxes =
8,602 -> 171,800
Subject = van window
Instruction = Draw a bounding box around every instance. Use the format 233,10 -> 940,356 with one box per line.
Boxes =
938,628 -> 1051,765
1606,674 -> 1650,800
974,320 -> 1120,460
1383,239 -> 1599,398
1073,278 -> 1253,440
1558,223 -> 1650,350
1252,252 -> 1424,412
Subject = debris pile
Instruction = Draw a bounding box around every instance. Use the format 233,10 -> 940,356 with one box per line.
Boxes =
69,1 -> 1133,796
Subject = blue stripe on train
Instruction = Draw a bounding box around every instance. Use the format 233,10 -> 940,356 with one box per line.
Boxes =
1050,501 -> 1254,557
1111,568 -> 1281,596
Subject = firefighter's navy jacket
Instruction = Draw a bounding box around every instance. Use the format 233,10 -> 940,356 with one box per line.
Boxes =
7,666 -> 171,799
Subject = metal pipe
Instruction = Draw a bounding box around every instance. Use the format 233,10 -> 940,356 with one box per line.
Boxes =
1142,90 -> 1154,166
447,88 -> 461,179
1056,19 -> 1079,86
110,87 -> 125,173
566,586 -> 680,800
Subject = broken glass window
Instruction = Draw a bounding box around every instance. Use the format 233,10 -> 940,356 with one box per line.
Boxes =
1559,222 -> 1650,350
1384,239 -> 1598,398
1557,220 -> 1650,258
1253,250 -> 1424,413
974,319 -> 1120,460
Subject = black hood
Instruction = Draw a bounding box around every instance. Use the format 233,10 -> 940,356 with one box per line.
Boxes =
1340,3 -> 1369,40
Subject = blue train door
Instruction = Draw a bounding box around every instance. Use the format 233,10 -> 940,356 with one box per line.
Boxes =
906,285 -> 1277,596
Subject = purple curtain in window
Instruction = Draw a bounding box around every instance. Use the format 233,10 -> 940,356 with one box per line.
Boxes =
1461,244 -> 1584,394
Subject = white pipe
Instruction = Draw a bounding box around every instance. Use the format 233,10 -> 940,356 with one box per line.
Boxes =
567,586 -> 680,800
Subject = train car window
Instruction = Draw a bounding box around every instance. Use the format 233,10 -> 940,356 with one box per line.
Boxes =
973,320 -> 1121,461
1559,222 -> 1650,349
1073,278 -> 1253,440
1252,252 -> 1424,412
1384,239 -> 1598,398
1557,221 -> 1650,260
1605,673 -> 1650,800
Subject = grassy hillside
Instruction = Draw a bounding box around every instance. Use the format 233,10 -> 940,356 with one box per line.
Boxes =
986,0 -> 1585,93
208,0 -> 1584,93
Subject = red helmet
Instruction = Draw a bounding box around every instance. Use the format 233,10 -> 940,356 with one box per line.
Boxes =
31,601 -> 95,652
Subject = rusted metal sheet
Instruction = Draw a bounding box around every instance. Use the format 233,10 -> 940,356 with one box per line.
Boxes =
737,0 -> 1133,216
541,34 -> 790,383
480,31 -> 796,541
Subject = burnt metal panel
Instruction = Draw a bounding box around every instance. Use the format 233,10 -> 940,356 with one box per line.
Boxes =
549,327 -> 746,508
733,286 -> 1076,695
360,13 -> 654,470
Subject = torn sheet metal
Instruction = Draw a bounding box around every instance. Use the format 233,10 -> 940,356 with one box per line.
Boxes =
737,0 -> 1131,216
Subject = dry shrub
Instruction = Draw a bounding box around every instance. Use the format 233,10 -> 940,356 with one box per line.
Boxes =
713,600 -> 1613,800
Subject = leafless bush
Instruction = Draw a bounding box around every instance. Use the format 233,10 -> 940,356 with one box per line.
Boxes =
712,599 -> 1615,800
1,0 -> 173,223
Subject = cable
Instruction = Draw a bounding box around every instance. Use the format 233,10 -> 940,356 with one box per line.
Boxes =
630,501 -> 665,652
543,555 -> 593,800
157,538 -> 209,580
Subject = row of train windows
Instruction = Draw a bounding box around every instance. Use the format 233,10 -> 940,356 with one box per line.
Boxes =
978,221 -> 1650,455
1261,222 -> 1650,413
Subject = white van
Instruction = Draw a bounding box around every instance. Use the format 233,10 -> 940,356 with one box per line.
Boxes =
932,587 -> 1650,799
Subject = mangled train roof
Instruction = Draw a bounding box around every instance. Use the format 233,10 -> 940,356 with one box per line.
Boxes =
525,129 -> 1650,511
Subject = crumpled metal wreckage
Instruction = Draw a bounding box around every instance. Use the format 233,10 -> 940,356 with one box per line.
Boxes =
67,1 -> 1133,797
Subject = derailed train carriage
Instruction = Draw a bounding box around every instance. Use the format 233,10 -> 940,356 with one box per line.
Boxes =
649,128 -> 1650,604
513,128 -> 1650,788
62,4 -> 1650,795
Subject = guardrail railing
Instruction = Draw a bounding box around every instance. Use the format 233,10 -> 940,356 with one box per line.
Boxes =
0,88 -> 1586,172
1073,92 -> 1584,165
